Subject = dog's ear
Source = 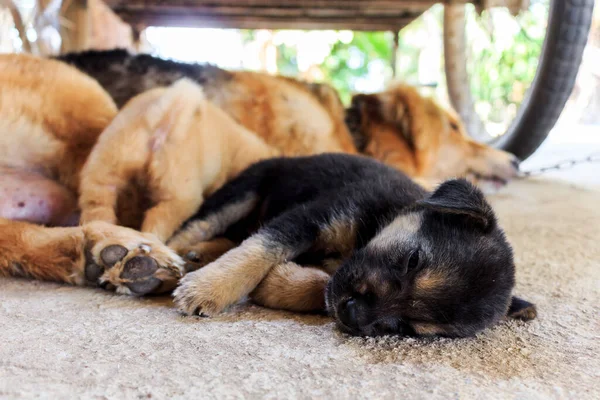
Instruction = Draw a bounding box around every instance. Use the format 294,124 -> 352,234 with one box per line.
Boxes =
350,94 -> 380,121
350,92 -> 414,149
418,179 -> 496,232
507,296 -> 537,321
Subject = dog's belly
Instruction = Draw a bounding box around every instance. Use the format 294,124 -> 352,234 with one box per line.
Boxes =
0,167 -> 78,226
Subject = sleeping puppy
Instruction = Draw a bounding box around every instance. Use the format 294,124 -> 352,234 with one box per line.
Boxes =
171,154 -> 536,337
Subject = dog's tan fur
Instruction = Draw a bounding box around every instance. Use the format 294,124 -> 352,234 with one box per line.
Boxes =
350,85 -> 518,186
0,54 -> 116,204
251,262 -> 330,312
0,54 -> 273,292
201,71 -> 357,158
79,78 -> 275,242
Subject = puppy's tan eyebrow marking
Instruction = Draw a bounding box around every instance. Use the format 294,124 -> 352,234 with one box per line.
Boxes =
368,211 -> 423,250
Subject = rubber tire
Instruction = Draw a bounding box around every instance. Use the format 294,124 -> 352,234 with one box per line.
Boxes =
445,0 -> 595,160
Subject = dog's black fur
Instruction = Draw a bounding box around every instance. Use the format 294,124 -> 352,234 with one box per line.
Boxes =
56,49 -> 230,108
175,154 -> 535,337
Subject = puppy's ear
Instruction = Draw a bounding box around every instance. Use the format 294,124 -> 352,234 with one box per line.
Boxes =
418,179 -> 496,232
507,296 -> 537,321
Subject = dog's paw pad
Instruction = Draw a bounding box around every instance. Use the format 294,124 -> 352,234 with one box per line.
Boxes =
100,244 -> 128,267
125,277 -> 163,295
85,263 -> 104,283
121,256 -> 159,280
185,251 -> 200,262
83,223 -> 184,296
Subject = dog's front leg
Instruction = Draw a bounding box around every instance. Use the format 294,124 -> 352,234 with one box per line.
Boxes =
0,218 -> 86,285
173,208 -> 325,316
141,195 -> 204,243
0,219 -> 183,295
173,233 -> 290,316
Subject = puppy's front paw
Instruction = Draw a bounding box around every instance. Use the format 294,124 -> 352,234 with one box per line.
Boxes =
174,236 -> 274,316
173,268 -> 228,316
83,221 -> 185,295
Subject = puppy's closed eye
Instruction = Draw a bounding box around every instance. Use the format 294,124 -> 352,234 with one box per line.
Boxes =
399,248 -> 421,275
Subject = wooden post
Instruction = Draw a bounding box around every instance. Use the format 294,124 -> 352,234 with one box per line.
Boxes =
391,30 -> 399,78
60,0 -> 90,53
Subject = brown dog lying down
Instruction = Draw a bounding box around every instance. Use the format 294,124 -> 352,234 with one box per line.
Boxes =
58,50 -> 520,189
0,54 -> 273,294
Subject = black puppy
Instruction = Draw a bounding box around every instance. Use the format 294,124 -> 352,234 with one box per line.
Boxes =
172,154 -> 536,337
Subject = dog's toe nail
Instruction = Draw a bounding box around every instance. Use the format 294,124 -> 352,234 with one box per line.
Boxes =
198,312 -> 210,318
121,256 -> 159,280
85,263 -> 104,283
100,244 -> 128,267
125,278 -> 162,295
192,306 -> 202,316
139,244 -> 152,254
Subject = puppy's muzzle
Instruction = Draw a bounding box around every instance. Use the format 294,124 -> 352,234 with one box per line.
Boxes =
338,297 -> 359,331
337,297 -> 416,337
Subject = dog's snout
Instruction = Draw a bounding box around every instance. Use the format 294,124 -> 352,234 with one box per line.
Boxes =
338,298 -> 358,328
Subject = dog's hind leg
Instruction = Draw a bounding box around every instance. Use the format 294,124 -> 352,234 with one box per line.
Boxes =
167,192 -> 259,254
78,121 -> 150,227
81,80 -> 208,242
250,262 -> 329,312
0,219 -> 184,294
174,203 -> 333,316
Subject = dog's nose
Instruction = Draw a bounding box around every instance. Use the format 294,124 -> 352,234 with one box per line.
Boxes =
338,298 -> 358,328
510,156 -> 520,171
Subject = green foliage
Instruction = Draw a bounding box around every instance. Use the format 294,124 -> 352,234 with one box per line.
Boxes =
466,4 -> 546,126
318,32 -> 394,103
270,2 -> 547,129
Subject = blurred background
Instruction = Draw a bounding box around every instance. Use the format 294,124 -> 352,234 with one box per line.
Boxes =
2,0 -> 598,183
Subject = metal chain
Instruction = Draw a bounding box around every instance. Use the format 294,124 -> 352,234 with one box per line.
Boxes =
518,152 -> 600,178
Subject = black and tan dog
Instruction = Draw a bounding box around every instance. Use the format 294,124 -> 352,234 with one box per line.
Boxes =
166,154 -> 535,337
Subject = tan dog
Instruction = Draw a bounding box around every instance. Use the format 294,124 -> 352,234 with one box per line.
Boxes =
346,86 -> 520,188
79,78 -> 275,242
0,54 -> 273,294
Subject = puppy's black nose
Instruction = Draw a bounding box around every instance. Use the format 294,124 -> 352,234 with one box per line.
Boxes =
510,156 -> 520,171
338,298 -> 358,329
